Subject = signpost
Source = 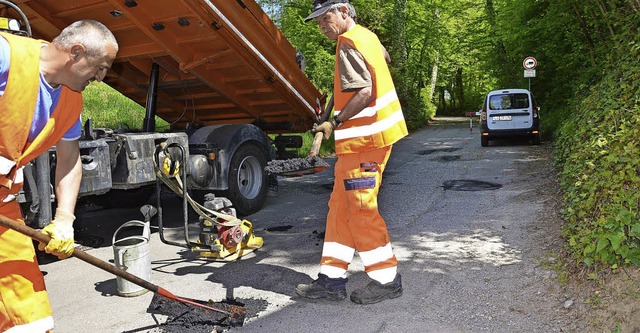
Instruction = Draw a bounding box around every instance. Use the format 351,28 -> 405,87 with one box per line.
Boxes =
523,56 -> 537,90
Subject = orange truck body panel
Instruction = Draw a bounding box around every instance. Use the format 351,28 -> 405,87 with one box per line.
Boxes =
9,0 -> 323,133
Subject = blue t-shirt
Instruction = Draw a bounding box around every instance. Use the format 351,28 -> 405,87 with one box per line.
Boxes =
0,36 -> 81,142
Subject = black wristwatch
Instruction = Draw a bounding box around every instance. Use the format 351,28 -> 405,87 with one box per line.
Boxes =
332,115 -> 342,127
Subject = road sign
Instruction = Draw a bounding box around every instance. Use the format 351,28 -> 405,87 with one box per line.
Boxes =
523,57 -> 537,70
524,69 -> 536,78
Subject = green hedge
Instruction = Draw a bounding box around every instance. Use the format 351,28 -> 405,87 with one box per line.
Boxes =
555,41 -> 640,268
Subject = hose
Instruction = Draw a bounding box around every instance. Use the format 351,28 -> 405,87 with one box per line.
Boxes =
153,142 -> 241,228
0,1 -> 32,37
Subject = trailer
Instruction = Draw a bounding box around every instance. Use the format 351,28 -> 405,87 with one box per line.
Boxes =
2,0 -> 327,228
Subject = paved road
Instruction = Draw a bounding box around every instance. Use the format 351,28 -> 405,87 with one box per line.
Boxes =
43,118 -> 571,332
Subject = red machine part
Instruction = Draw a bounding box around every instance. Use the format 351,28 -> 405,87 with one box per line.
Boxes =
218,225 -> 244,248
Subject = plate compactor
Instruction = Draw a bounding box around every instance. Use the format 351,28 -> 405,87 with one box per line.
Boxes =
153,141 -> 263,260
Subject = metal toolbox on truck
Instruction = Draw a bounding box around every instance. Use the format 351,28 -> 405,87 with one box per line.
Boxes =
110,132 -> 189,189
78,139 -> 112,196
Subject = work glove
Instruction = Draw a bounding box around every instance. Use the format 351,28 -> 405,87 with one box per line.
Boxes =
313,117 -> 338,140
38,208 -> 76,259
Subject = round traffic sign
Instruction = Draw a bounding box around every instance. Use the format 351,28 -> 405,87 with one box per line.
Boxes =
523,57 -> 537,70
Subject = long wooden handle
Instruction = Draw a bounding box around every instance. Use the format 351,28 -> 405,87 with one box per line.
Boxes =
0,213 -> 238,316
0,214 -> 159,292
309,131 -> 324,157
320,96 -> 334,123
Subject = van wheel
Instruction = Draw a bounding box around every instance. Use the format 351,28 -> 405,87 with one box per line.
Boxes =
481,137 -> 489,147
531,134 -> 541,145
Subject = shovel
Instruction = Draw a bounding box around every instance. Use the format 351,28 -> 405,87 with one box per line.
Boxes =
0,214 -> 246,327
265,131 -> 330,177
265,96 -> 333,177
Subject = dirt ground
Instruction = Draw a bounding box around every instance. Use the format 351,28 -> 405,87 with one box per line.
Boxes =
529,144 -> 640,333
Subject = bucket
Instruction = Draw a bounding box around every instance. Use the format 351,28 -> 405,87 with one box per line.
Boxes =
112,220 -> 151,297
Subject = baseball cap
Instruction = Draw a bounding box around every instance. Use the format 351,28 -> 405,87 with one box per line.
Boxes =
304,0 -> 349,22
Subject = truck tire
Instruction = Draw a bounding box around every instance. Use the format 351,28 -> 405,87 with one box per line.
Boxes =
224,143 -> 268,216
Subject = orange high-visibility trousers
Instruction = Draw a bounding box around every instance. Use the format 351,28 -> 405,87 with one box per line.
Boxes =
319,145 -> 398,284
0,200 -> 54,333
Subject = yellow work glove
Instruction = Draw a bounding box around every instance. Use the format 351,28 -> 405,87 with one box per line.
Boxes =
313,117 -> 338,140
38,208 -> 76,259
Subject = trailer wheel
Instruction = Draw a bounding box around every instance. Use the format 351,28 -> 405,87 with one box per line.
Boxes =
225,143 -> 267,216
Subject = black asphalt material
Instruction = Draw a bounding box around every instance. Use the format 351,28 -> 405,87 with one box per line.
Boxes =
264,156 -> 329,176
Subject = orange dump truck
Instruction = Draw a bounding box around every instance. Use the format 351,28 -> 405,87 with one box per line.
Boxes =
2,0 -> 326,226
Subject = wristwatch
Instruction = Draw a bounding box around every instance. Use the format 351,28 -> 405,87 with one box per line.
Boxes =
332,115 -> 342,127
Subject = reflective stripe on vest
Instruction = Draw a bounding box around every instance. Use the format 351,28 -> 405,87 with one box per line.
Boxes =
333,25 -> 407,154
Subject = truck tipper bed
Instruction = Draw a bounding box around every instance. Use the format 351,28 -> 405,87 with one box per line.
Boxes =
2,0 -> 326,226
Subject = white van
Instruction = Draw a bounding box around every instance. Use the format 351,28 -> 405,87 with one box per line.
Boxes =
480,89 -> 541,146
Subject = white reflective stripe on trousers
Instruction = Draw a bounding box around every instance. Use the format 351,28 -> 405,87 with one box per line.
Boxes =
358,242 -> 394,267
320,265 -> 348,279
4,316 -> 54,333
321,241 -> 355,263
367,266 -> 397,284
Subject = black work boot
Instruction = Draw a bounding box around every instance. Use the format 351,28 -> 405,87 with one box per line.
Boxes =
295,273 -> 347,301
350,273 -> 402,304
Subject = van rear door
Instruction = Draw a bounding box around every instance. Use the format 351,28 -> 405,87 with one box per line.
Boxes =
486,92 -> 532,131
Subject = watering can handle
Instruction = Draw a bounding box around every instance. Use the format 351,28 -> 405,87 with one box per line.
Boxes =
112,220 -> 150,245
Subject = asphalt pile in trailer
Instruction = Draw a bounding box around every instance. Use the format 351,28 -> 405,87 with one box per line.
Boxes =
265,156 -> 329,175
146,294 -> 267,333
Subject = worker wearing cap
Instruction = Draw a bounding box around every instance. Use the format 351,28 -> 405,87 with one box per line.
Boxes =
295,0 -> 408,304
0,21 -> 117,332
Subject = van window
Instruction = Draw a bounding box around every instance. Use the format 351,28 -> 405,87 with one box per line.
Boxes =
488,93 -> 530,110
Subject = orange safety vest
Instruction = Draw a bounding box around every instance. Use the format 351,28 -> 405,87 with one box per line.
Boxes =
332,25 -> 407,155
0,32 -> 82,201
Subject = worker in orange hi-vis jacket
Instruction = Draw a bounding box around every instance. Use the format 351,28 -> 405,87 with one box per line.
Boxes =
0,21 -> 117,332
295,0 -> 408,305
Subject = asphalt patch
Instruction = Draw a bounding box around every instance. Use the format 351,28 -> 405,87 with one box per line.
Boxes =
265,156 -> 329,175
442,179 -> 502,191
146,294 -> 268,332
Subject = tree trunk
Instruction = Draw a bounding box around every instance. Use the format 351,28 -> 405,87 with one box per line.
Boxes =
390,0 -> 408,89
485,0 -> 510,85
456,67 -> 464,112
595,0 -> 615,38
570,3 -> 597,60
428,53 -> 439,103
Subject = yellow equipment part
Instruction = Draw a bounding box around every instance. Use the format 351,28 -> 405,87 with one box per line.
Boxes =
196,220 -> 264,261
161,155 -> 180,176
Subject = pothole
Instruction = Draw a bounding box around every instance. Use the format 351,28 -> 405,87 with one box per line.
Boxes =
418,147 -> 460,155
436,155 -> 461,162
442,179 -> 502,191
147,294 -> 268,332
265,225 -> 293,232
